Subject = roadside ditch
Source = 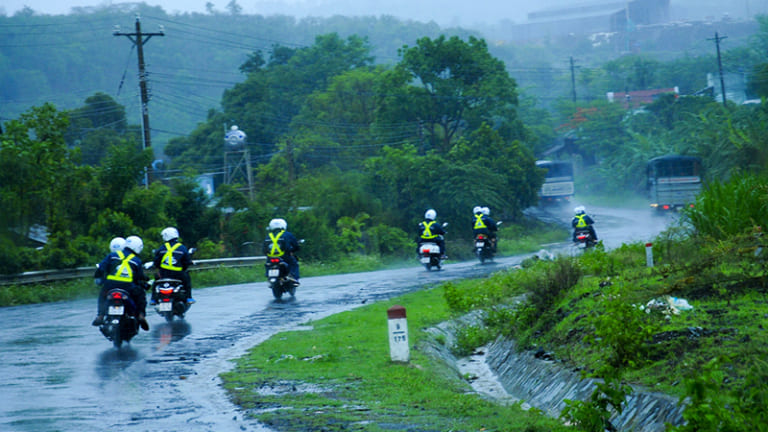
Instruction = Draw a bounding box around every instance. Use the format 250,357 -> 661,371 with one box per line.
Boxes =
419,312 -> 686,432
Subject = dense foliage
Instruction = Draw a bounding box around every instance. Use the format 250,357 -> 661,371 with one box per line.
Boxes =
4,6 -> 768,275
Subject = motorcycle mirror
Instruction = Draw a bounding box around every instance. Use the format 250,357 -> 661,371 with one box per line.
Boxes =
496,221 -> 503,226
442,222 -> 449,228
189,247 -> 197,255
143,262 -> 154,270
299,239 -> 306,244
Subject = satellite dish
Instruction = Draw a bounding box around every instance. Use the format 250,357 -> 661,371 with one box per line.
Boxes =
225,125 -> 246,149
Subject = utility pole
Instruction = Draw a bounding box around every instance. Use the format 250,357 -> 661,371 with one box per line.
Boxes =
570,56 -> 577,102
709,32 -> 728,106
114,15 -> 164,184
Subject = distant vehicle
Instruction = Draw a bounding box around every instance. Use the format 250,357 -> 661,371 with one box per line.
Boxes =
536,160 -> 574,205
647,155 -> 703,213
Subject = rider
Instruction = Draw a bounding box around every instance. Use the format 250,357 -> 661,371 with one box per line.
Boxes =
151,227 -> 194,305
572,206 -> 598,242
92,235 -> 150,331
417,208 -> 447,258
481,207 -> 499,252
473,206 -> 498,252
95,237 -> 125,285
263,218 -> 301,285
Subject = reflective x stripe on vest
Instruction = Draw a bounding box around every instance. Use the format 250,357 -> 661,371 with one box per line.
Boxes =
575,214 -> 588,228
474,214 -> 487,229
268,231 -> 285,257
106,251 -> 136,282
160,242 -> 183,271
421,220 -> 437,239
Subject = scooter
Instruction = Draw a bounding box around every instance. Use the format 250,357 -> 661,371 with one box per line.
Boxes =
98,288 -> 140,349
573,228 -> 597,249
419,223 -> 448,271
265,255 -> 297,300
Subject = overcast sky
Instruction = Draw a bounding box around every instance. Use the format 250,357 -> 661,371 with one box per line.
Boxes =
0,0 -> 579,26
0,0 -> 759,27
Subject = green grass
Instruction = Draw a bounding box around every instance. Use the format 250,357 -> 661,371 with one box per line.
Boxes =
221,286 -> 570,431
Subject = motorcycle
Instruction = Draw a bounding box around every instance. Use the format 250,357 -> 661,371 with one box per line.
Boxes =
475,221 -> 502,264
145,248 -> 195,321
419,223 -> 448,271
151,278 -> 190,322
265,255 -> 297,300
98,288 -> 140,349
573,228 -> 597,249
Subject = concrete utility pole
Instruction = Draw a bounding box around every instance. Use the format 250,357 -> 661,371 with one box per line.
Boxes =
114,15 -> 164,184
709,32 -> 728,106
570,56 -> 577,102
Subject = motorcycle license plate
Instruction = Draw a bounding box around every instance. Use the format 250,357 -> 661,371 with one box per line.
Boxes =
267,269 -> 280,277
158,302 -> 172,312
475,242 -> 484,248
108,305 -> 124,315
420,257 -> 431,264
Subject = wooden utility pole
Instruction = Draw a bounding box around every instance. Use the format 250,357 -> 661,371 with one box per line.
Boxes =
114,15 -> 164,184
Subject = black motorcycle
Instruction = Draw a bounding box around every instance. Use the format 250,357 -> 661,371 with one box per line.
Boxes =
265,256 -> 297,300
152,278 -> 190,322
573,228 -> 597,249
475,221 -> 501,264
98,288 -> 140,349
474,233 -> 495,264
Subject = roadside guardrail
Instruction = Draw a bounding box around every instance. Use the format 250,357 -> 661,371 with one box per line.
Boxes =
0,256 -> 266,286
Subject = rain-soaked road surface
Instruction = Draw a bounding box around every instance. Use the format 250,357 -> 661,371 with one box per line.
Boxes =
0,203 -> 673,432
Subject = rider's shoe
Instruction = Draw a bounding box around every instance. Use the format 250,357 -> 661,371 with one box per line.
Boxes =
287,276 -> 300,286
149,299 -> 158,305
91,315 -> 103,326
186,297 -> 196,304
138,315 -> 150,331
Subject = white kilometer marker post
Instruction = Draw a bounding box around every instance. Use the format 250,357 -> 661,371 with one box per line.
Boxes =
387,305 -> 409,362
646,242 -> 654,267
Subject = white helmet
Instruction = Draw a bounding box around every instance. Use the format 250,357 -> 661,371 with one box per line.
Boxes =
109,237 -> 125,253
124,235 -> 144,254
268,218 -> 287,231
481,207 -> 490,216
473,206 -> 482,214
161,227 -> 179,242
424,209 -> 437,220
574,206 -> 586,215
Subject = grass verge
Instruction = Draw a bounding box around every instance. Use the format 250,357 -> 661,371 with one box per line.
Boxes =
220,286 -> 570,431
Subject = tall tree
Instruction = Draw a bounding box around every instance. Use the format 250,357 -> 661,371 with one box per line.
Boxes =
392,35 -> 522,154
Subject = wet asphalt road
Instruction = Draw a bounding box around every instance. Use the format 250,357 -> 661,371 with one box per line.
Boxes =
0,203 -> 672,432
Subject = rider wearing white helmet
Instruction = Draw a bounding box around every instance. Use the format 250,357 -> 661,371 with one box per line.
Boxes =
572,206 -> 598,242
92,235 -> 150,331
263,218 -> 301,284
152,227 -> 194,305
473,206 -> 499,251
109,237 -> 126,253
418,209 -> 447,258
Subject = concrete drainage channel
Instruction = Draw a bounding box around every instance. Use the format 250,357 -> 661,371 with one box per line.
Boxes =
421,314 -> 686,432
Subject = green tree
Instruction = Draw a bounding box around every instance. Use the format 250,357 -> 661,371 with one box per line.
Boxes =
394,35 -> 522,154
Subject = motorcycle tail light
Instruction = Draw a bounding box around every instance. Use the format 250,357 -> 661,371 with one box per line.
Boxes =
162,298 -> 171,302
269,258 -> 281,263
422,249 -> 429,253
111,292 -> 123,299
159,289 -> 174,295
477,235 -> 485,240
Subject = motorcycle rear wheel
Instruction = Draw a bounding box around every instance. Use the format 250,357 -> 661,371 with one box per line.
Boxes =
110,325 -> 123,348
271,283 -> 284,300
